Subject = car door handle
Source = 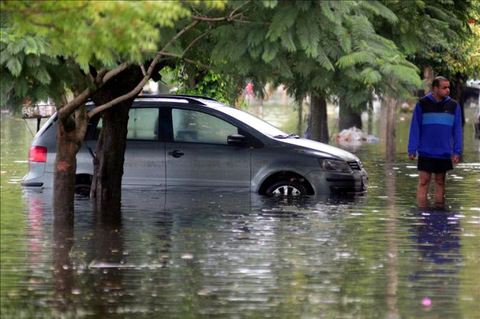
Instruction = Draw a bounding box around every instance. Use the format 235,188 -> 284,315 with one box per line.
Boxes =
170,150 -> 184,158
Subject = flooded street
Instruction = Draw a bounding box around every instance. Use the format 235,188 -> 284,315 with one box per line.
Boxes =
1,106 -> 479,318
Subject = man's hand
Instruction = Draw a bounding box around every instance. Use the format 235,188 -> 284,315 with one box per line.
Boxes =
408,154 -> 416,160
452,155 -> 460,164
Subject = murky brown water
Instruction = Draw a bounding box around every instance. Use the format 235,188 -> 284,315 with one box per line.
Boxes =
1,105 -> 479,318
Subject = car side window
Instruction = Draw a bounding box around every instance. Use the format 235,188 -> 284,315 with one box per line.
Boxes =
172,109 -> 237,145
127,108 -> 159,140
92,108 -> 159,140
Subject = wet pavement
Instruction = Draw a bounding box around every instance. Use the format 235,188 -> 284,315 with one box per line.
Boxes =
1,108 -> 479,318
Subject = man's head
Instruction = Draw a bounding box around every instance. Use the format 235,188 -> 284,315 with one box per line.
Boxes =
432,76 -> 450,101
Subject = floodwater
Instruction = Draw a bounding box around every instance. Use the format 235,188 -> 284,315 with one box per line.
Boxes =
1,105 -> 479,318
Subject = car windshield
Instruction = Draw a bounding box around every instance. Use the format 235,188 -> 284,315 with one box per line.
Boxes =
214,105 -> 289,138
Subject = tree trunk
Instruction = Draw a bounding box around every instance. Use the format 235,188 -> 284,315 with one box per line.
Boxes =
297,99 -> 303,136
450,73 -> 466,126
90,66 -> 144,211
423,66 -> 434,94
309,94 -> 329,143
385,96 -> 397,162
367,98 -> 373,135
91,105 -> 130,212
338,97 -> 362,131
53,116 -> 79,220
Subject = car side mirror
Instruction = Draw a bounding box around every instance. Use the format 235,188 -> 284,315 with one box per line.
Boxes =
227,134 -> 247,146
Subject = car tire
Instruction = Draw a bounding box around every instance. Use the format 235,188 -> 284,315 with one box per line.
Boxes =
75,184 -> 91,197
265,179 -> 307,197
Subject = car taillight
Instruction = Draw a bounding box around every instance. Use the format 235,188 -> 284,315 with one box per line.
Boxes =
29,146 -> 47,162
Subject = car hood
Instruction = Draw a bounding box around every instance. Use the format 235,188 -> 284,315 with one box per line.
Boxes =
278,137 -> 360,161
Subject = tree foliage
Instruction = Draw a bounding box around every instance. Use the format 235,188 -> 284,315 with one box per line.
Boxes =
207,0 -> 423,112
376,0 -> 479,83
1,1 -> 226,109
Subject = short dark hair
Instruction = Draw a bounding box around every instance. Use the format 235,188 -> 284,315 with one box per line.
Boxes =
432,76 -> 449,89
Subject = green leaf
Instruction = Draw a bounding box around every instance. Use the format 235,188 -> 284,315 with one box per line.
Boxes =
337,52 -> 377,68
35,66 -> 52,84
296,14 -> 319,57
6,57 -> 22,76
359,67 -> 382,85
262,42 -> 278,63
280,31 -> 296,52
267,4 -> 298,41
315,46 -> 334,71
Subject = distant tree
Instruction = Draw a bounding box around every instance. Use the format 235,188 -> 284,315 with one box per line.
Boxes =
376,0 -> 479,103
206,1 -> 421,141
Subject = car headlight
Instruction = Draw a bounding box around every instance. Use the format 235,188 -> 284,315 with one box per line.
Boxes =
318,159 -> 352,173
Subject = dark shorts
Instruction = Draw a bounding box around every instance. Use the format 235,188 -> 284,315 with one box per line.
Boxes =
418,156 -> 453,173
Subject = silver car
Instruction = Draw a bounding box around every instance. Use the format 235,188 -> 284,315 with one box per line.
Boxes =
22,95 -> 368,196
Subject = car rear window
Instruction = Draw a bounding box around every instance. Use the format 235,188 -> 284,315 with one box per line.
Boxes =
91,108 -> 160,141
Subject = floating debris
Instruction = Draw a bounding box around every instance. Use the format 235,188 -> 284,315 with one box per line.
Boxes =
333,127 -> 379,144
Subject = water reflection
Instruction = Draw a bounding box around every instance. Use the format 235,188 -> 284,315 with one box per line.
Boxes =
407,205 -> 462,316
2,111 -> 480,318
384,163 -> 399,318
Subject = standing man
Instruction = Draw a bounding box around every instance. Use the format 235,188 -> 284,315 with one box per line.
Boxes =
408,76 -> 463,207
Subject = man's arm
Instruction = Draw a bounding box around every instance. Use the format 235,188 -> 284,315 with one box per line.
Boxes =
452,103 -> 463,163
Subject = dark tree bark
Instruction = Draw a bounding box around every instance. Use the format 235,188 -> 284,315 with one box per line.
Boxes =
309,94 -> 329,143
53,116 -> 80,219
90,66 -> 144,212
296,99 -> 303,136
338,98 -> 362,131
450,73 -> 466,127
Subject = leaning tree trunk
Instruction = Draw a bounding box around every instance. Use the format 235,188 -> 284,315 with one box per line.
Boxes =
90,66 -> 144,211
338,97 -> 362,131
309,94 -> 329,143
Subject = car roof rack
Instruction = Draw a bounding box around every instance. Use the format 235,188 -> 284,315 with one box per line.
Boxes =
135,94 -> 219,105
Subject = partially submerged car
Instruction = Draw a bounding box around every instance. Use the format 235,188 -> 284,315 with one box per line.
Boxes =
22,95 -> 368,196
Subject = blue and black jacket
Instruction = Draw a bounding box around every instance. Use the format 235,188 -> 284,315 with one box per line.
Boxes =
408,93 -> 462,160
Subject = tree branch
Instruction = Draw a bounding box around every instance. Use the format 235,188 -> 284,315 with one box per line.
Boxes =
102,64 -> 127,84
159,51 -> 212,70
87,20 -> 206,118
192,11 -> 245,23
87,65 -> 150,119
162,20 -> 200,52
183,27 -> 212,56
58,87 -> 94,120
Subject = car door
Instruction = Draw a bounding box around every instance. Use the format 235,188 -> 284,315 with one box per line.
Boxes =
166,108 -> 251,190
123,107 -> 166,187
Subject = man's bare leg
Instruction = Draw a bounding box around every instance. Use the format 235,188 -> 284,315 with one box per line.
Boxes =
417,171 -> 432,207
434,172 -> 446,206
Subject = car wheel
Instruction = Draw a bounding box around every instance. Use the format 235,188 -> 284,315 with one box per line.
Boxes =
265,179 -> 307,197
75,184 -> 91,197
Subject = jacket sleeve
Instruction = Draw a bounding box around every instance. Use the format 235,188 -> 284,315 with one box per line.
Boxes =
452,103 -> 463,156
408,103 -> 422,155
